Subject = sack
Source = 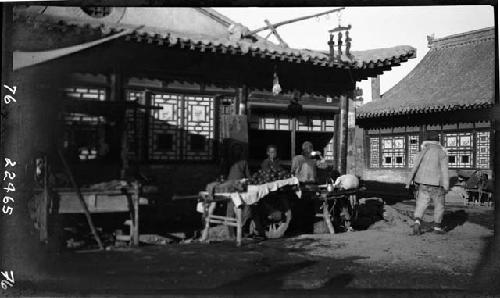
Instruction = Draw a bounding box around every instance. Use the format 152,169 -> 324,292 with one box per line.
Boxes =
334,174 -> 359,190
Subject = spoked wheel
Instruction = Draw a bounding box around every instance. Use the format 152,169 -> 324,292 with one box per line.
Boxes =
323,196 -> 356,233
249,209 -> 292,239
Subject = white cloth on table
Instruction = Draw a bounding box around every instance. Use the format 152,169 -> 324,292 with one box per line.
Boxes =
196,177 -> 299,213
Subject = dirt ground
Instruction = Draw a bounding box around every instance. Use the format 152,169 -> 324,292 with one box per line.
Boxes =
11,199 -> 495,296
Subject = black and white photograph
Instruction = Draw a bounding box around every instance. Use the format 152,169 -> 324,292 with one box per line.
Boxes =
1,1 -> 499,296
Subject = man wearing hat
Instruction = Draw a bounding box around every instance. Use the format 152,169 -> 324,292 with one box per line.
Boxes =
406,131 -> 449,235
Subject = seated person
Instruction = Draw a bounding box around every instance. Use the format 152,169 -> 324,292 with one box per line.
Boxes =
254,145 -> 291,237
291,141 -> 327,184
261,145 -> 282,172
224,143 -> 267,239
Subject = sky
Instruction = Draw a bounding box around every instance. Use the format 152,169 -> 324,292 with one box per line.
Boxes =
216,6 -> 495,102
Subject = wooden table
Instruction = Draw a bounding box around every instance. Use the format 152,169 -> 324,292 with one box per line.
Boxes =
197,178 -> 299,246
35,185 -> 148,246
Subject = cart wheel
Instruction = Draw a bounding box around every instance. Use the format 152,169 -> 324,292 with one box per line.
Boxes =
327,199 -> 354,232
249,210 -> 292,239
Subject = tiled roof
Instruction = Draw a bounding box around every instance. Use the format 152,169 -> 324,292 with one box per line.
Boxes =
13,12 -> 415,72
357,27 -> 495,119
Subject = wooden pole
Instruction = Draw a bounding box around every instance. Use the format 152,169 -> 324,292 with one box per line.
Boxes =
40,156 -> 48,243
143,90 -> 152,161
245,7 -> 345,36
57,149 -> 104,250
264,20 -> 288,47
120,123 -> 129,179
238,85 -> 248,115
131,181 -> 139,246
234,88 -> 241,115
235,207 -> 242,247
333,112 -> 340,171
323,201 -> 335,234
340,95 -> 349,174
291,116 -> 296,158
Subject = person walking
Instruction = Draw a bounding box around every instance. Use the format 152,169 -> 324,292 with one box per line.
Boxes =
406,131 -> 449,235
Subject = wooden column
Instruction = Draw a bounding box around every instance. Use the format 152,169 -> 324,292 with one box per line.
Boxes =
291,117 -> 296,158
346,96 -> 356,174
39,156 -> 48,243
143,90 -> 152,162
333,112 -> 341,171
110,69 -> 128,178
339,94 -> 349,174
131,181 -> 140,246
237,85 -> 248,115
234,88 -> 241,115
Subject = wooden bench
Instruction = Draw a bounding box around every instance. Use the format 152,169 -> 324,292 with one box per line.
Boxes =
465,188 -> 494,207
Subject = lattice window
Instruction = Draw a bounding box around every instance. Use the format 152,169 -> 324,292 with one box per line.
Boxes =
264,114 -> 277,130
64,87 -> 106,101
444,132 -> 473,168
250,113 -> 332,132
63,113 -> 106,161
476,131 -> 490,169
149,94 -> 182,160
183,95 -> 214,160
324,120 -> 335,132
381,136 -> 405,168
408,135 -> 420,168
369,137 -> 380,168
296,116 -> 329,132
251,113 -> 291,131
278,115 -> 290,130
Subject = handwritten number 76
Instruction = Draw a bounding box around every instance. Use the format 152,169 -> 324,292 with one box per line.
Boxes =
3,85 -> 17,104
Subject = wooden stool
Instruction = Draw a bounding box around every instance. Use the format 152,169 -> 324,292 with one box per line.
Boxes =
199,193 -> 243,246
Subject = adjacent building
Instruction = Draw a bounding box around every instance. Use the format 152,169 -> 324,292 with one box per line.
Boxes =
355,27 -> 495,193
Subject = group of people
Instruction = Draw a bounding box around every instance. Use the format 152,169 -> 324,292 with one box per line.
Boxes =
223,141 -> 329,240
218,126 -> 460,240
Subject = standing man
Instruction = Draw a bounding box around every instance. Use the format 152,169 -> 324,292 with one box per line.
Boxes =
406,131 -> 449,235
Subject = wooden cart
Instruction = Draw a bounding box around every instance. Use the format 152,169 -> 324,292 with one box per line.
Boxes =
315,188 -> 361,234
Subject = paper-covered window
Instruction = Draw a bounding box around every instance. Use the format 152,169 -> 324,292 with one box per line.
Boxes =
444,132 -> 473,168
476,131 -> 490,169
381,136 -> 406,168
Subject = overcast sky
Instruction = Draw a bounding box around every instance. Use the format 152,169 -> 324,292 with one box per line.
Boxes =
216,6 -> 495,102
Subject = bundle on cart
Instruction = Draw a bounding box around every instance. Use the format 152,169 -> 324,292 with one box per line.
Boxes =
248,168 -> 292,185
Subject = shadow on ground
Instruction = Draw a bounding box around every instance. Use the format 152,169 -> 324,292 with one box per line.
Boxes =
216,260 -> 318,290
442,210 -> 468,232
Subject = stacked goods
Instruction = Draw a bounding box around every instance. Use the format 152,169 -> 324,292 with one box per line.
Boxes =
247,168 -> 292,185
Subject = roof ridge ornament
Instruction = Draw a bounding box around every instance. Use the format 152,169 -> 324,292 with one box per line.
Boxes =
328,22 -> 352,62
